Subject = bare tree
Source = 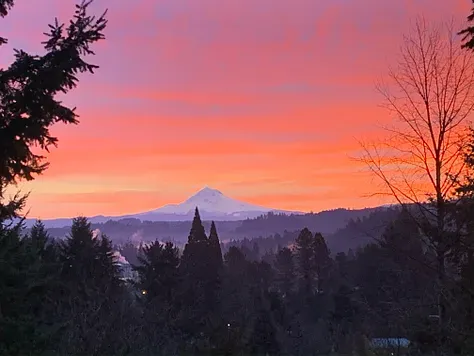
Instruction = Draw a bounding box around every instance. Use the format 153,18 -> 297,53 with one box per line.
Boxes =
359,17 -> 474,339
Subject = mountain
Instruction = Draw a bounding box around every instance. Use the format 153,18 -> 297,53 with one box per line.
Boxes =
21,186 -> 302,228
131,186 -> 299,221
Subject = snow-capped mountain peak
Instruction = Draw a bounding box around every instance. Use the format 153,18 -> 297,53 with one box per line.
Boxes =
185,187 -> 224,204
149,186 -> 273,216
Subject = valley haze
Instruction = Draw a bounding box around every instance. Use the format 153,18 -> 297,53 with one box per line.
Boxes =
19,187 -> 396,254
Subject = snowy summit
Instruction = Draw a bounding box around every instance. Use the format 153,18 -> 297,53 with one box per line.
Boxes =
132,186 -> 300,221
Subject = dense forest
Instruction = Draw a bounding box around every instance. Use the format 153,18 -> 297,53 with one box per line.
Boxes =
2,0 -> 474,355
37,206 -> 398,253
3,204 -> 474,355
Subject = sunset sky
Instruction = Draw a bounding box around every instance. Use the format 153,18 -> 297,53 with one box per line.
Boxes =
2,0 -> 472,219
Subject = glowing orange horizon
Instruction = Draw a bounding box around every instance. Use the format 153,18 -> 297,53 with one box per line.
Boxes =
2,0 -> 470,219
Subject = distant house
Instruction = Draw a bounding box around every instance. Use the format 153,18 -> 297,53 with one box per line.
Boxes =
369,338 -> 411,355
118,261 -> 138,282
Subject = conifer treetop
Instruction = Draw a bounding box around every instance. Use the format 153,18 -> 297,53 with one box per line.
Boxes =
0,0 -> 108,186
188,207 -> 207,243
209,221 -> 219,243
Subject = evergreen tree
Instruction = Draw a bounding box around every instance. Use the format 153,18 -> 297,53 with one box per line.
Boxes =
29,220 -> 48,248
448,130 -> 474,352
178,208 -> 221,349
207,220 -> 223,320
219,247 -> 255,352
28,220 -> 58,262
209,220 -> 223,268
136,240 -> 180,306
188,207 -> 208,242
0,221 -> 61,354
0,1 -> 113,353
224,246 -> 248,274
313,232 -> 331,293
180,207 -> 209,286
295,228 -> 314,296
460,1 -> 474,50
274,247 -> 295,298
58,217 -> 124,354
135,240 -> 181,350
0,0 -> 107,221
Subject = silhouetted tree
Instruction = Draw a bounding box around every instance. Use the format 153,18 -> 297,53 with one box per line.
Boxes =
459,1 -> 474,50
178,208 -> 223,350
188,207 -> 207,243
0,0 -> 107,221
0,5 -> 108,345
29,220 -> 49,250
313,232 -> 331,293
134,240 -> 180,350
136,240 -> 180,305
274,247 -> 295,298
207,221 -> 224,323
0,0 -> 13,44
0,223 -> 61,354
58,217 -> 124,354
295,228 -> 314,296
360,18 -> 474,337
448,130 -> 474,352
209,220 -> 223,269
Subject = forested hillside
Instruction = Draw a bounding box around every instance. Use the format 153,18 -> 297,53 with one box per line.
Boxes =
38,207 -> 393,251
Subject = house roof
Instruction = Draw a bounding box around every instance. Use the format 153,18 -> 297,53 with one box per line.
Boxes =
370,338 -> 410,348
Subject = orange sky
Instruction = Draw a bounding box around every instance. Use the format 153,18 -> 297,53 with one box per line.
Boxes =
2,0 -> 472,219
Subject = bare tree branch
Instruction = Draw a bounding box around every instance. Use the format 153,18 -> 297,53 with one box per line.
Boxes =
357,18 -> 474,333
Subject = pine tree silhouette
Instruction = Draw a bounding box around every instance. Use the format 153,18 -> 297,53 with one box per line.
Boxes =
295,228 -> 314,296
58,217 -> 123,354
188,207 -> 207,243
313,232 -> 331,293
209,221 -> 223,268
0,223 -> 61,354
0,0 -> 107,221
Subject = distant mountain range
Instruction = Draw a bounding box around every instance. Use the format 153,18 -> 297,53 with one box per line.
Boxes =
22,187 -> 303,228
37,206 -> 398,254
17,185 -> 399,252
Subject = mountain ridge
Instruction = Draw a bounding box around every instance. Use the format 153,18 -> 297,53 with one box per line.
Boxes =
21,186 -> 303,228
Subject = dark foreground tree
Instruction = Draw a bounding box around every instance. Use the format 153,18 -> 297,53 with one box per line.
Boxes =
0,0 -> 107,221
178,208 -> 225,352
295,228 -> 314,297
0,2 -> 107,351
136,240 -> 180,306
449,130 -> 474,353
313,232 -> 331,293
460,1 -> 474,50
0,221 -> 62,354
209,221 -> 223,269
134,240 -> 181,351
58,217 -> 127,354
360,18 -> 474,343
